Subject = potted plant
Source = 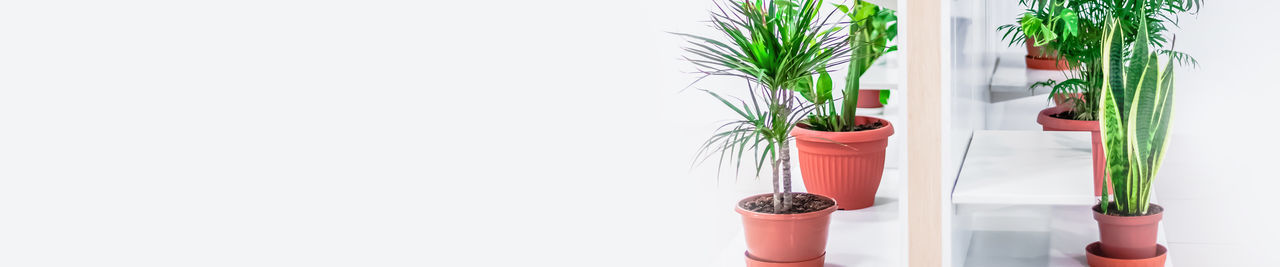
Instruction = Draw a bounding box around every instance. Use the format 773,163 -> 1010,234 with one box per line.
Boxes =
788,0 -> 895,210
678,0 -> 847,265
1003,0 -> 1198,196
1085,17 -> 1183,266
998,0 -> 1079,70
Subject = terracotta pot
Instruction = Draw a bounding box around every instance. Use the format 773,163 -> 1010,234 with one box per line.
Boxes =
736,193 -> 837,264
856,89 -> 884,108
1025,38 -> 1059,59
1025,55 -> 1071,70
1085,242 -> 1167,267
792,116 -> 894,210
1036,107 -> 1106,196
1093,204 -> 1165,259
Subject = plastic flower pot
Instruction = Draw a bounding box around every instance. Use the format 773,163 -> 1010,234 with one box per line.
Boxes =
1025,38 -> 1070,70
1036,107 -> 1106,196
1025,55 -> 1071,70
856,89 -> 884,108
737,193 -> 837,266
791,116 -> 894,210
1093,204 -> 1165,259
1085,242 -> 1167,267
1025,38 -> 1059,58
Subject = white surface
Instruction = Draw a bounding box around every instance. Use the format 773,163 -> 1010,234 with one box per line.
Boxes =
714,170 -> 902,267
952,131 -> 1095,205
989,55 -> 1074,103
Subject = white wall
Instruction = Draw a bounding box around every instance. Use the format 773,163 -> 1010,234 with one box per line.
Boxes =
0,0 -> 735,266
1152,2 -> 1280,263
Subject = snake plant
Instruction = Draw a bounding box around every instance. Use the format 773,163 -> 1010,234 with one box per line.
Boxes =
1097,17 -> 1175,216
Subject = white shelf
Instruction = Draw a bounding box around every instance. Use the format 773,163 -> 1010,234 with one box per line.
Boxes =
714,170 -> 901,267
989,54 -> 1074,103
952,130 -> 1096,206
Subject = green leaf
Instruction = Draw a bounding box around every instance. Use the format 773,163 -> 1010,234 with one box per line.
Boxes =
1060,9 -> 1078,38
794,75 -> 815,102
879,90 -> 890,105
815,67 -> 832,105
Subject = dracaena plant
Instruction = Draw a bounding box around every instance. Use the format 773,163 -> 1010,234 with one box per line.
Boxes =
795,0 -> 895,132
1097,17 -> 1174,216
999,0 -> 1199,122
678,0 -> 848,212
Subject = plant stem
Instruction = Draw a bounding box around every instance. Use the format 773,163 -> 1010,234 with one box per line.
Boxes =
780,138 -> 792,212
771,141 -> 782,212
843,59 -> 865,128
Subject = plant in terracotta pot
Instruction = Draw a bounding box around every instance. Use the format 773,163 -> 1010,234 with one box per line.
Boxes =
1005,0 -> 1199,196
788,0 -> 895,210
1085,17 -> 1183,266
998,0 -> 1080,70
678,0 -> 848,265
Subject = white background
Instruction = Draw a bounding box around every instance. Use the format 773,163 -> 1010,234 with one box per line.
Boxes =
0,0 -> 1275,266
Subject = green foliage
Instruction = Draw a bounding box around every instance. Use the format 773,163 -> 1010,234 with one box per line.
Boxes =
1000,0 -> 1200,121
679,0 -> 848,211
796,0 -> 896,132
1098,18 -> 1176,216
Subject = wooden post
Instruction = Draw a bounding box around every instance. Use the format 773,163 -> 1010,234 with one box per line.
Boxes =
905,0 -> 943,266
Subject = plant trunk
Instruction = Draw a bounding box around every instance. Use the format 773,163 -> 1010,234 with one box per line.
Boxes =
780,139 -> 793,212
771,144 -> 782,212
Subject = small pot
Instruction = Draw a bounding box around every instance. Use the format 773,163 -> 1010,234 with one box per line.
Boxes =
1036,107 -> 1106,196
1093,204 -> 1165,259
1085,242 -> 1167,267
792,116 -> 894,210
737,193 -> 837,264
856,89 -> 884,108
1025,55 -> 1071,70
1026,38 -> 1059,59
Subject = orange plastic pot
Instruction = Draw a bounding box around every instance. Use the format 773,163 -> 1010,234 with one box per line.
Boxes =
1025,38 -> 1059,58
1037,107 -> 1106,196
1094,204 -> 1164,259
736,193 -> 837,264
1085,242 -> 1167,267
792,116 -> 894,210
1025,55 -> 1071,70
1025,38 -> 1070,70
856,89 -> 884,108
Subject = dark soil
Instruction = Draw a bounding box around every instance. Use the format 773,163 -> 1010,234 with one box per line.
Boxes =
852,121 -> 886,131
1094,203 -> 1164,216
740,192 -> 835,214
798,118 -> 887,132
1050,110 -> 1080,120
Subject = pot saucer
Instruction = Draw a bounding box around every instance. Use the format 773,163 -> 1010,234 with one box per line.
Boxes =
1085,242 -> 1167,267
745,251 -> 824,267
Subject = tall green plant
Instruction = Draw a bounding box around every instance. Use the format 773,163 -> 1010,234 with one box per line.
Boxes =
795,1 -> 895,132
1097,17 -> 1174,216
678,0 -> 848,212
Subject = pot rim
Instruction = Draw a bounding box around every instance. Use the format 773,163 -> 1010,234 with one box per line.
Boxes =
1092,203 -> 1164,225
1037,107 -> 1099,131
735,193 -> 838,220
792,116 -> 895,143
